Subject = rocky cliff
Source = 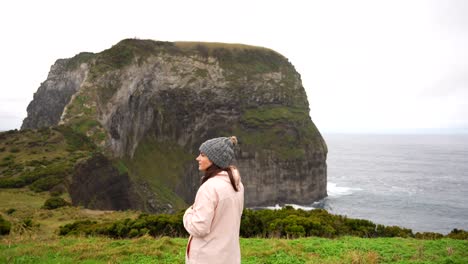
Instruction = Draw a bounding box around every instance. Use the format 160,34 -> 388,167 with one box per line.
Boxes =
21,39 -> 328,212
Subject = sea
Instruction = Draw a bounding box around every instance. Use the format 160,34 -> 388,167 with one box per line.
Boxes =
280,134 -> 468,234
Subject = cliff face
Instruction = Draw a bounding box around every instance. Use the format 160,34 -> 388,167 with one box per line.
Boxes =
70,153 -> 134,210
22,57 -> 90,129
22,39 -> 327,211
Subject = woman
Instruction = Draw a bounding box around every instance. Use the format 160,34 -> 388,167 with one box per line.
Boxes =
183,136 -> 244,264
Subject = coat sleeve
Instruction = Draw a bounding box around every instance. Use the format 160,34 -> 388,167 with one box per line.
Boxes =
183,183 -> 218,237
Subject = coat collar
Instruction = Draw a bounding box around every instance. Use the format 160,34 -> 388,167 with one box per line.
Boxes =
215,169 -> 241,187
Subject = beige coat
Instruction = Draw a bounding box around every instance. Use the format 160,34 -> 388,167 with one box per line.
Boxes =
183,169 -> 244,264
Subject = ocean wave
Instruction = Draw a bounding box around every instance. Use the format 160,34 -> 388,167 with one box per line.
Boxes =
261,203 -> 317,211
327,182 -> 362,197
254,183 -> 363,211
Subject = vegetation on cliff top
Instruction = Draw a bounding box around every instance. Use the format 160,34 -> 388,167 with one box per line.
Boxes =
70,38 -> 294,83
63,52 -> 94,71
238,105 -> 326,160
0,127 -> 95,193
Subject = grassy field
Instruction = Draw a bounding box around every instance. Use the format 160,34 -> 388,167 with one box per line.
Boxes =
1,188 -> 467,263
1,235 -> 467,263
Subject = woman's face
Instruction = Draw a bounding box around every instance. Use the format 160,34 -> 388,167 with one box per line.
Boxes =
196,153 -> 213,171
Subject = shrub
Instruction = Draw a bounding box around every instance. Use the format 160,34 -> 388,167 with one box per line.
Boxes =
0,215 -> 11,235
447,229 -> 468,240
380,225 -> 413,238
59,220 -> 98,236
59,212 -> 188,238
285,224 -> 305,238
30,175 -> 63,192
57,125 -> 96,152
25,159 -> 51,167
415,232 -> 444,240
240,209 -> 264,237
9,147 -> 20,153
2,155 -> 14,161
50,190 -> 64,197
5,129 -> 18,135
6,208 -> 16,215
57,207 -> 468,240
22,218 -> 34,228
42,197 -> 71,210
0,161 -> 71,189
0,160 -> 13,167
129,228 -> 140,238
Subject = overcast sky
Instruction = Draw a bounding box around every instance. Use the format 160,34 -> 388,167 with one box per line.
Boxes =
1,0 -> 467,133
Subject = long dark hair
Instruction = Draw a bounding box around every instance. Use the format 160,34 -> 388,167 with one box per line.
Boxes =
201,164 -> 239,192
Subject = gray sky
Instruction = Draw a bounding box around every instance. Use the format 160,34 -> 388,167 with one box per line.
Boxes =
1,0 -> 467,133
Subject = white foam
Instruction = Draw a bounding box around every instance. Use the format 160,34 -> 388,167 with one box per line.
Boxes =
254,183 -> 363,211
260,203 -> 317,211
284,204 -> 317,211
263,204 -> 282,210
327,182 -> 362,197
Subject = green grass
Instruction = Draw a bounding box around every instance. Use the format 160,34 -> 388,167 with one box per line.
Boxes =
0,129 -> 69,166
236,105 -> 326,160
241,106 -> 311,128
1,236 -> 466,263
0,188 -> 139,240
0,128 -> 94,191
1,188 -> 467,263
61,86 -> 107,146
85,39 -> 295,89
64,52 -> 95,71
174,41 -> 274,52
122,137 -> 191,211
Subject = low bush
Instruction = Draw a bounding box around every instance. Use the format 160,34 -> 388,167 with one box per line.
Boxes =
58,207 -> 467,240
9,147 -> 20,153
30,175 -> 64,192
59,220 -> 98,236
0,215 -> 11,235
447,228 -> 468,240
50,190 -> 64,197
0,161 -> 71,190
415,232 -> 444,240
56,125 -> 96,152
22,218 -> 34,228
2,155 -> 14,161
59,212 -> 187,238
42,197 -> 71,210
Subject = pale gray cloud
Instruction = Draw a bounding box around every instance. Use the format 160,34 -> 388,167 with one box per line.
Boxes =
0,0 -> 467,133
435,0 -> 468,30
423,69 -> 468,97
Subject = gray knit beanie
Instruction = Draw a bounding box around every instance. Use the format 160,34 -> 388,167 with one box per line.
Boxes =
199,136 -> 238,168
